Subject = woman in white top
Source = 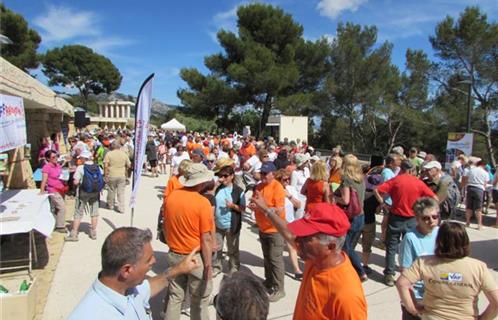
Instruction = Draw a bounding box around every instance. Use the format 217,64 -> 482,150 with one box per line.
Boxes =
171,144 -> 189,175
275,169 -> 303,280
290,153 -> 310,193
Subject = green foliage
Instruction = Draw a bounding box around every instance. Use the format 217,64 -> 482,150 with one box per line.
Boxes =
42,45 -> 122,109
0,4 -> 41,71
430,6 -> 498,165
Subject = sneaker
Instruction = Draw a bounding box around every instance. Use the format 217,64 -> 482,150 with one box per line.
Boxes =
384,274 -> 395,287
90,229 -> 97,240
360,274 -> 369,282
268,290 -> 285,302
65,232 -> 79,242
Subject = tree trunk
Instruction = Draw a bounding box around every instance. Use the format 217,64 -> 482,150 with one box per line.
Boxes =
257,96 -> 272,140
349,106 -> 355,152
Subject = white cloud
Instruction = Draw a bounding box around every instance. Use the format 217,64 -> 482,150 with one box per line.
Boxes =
82,37 -> 135,55
208,4 -> 242,43
33,5 -> 134,56
34,5 -> 99,42
317,0 -> 368,19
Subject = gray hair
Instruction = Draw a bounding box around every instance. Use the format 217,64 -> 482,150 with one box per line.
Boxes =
101,227 -> 152,276
413,197 -> 439,218
110,140 -> 121,150
216,271 -> 269,320
317,233 -> 345,252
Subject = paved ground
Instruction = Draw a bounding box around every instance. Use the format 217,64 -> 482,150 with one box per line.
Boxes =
42,174 -> 498,319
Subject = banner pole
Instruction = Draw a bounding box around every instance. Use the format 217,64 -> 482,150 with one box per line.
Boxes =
130,73 -> 154,226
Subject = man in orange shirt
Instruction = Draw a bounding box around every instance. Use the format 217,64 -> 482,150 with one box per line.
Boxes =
250,199 -> 368,320
248,162 -> 287,302
163,163 -> 214,320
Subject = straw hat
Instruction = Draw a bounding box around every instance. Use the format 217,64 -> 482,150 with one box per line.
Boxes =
213,158 -> 235,173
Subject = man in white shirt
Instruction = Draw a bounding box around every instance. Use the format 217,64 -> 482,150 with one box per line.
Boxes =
465,160 -> 489,230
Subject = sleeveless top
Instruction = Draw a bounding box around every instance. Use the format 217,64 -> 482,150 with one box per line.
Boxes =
304,179 -> 325,211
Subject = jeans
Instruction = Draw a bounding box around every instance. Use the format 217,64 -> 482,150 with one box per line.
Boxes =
384,214 -> 416,276
164,251 -> 212,320
343,214 -> 365,277
259,232 -> 285,292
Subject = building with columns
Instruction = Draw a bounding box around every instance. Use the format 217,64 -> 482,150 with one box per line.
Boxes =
90,100 -> 134,129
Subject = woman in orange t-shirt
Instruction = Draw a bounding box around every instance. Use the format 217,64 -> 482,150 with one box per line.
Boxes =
301,160 -> 331,211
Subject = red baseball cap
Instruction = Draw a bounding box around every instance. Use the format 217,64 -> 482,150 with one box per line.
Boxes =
288,203 -> 350,237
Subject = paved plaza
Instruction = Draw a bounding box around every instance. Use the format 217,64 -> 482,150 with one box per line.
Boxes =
42,174 -> 498,320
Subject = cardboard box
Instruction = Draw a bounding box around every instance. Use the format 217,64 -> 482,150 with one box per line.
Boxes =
0,275 -> 37,320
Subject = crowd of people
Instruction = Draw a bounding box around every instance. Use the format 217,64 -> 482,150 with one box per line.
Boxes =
34,128 -> 498,320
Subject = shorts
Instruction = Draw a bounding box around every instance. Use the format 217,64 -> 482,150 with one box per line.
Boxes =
493,189 -> 498,203
74,196 -> 99,219
149,159 -> 158,168
466,186 -> 484,211
361,222 -> 376,254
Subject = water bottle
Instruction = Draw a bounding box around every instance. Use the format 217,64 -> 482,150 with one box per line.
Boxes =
19,280 -> 30,293
0,284 -> 9,294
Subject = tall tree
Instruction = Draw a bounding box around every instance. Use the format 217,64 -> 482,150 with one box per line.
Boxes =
323,22 -> 393,152
42,45 -> 122,109
430,6 -> 498,166
0,4 -> 41,71
178,4 -> 322,138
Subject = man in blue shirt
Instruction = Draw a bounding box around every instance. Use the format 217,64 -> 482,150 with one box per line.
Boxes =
398,197 -> 440,320
69,227 -> 200,320
213,165 -> 246,276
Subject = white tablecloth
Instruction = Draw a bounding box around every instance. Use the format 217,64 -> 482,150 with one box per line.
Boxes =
0,189 -> 55,237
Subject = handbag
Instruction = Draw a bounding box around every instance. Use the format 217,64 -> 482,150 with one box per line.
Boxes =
342,187 -> 362,219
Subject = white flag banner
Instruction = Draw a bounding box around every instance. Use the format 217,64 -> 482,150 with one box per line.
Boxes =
130,74 -> 154,210
0,94 -> 27,153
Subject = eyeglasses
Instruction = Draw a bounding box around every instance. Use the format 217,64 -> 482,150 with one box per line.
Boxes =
421,214 -> 439,222
218,174 -> 231,178
282,178 -> 290,182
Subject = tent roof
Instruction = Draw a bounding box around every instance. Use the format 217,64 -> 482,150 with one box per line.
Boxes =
160,118 -> 186,131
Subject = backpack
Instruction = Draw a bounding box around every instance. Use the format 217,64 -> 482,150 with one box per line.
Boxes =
438,174 -> 461,219
81,164 -> 105,193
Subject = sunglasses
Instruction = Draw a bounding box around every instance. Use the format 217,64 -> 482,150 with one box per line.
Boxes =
421,214 -> 439,222
218,174 -> 231,178
282,178 -> 290,182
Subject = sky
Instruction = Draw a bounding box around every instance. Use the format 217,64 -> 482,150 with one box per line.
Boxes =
5,0 -> 498,106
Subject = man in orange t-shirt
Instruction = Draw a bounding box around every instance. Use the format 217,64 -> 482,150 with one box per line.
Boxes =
163,163 -> 214,320
248,162 -> 287,302
249,199 -> 368,320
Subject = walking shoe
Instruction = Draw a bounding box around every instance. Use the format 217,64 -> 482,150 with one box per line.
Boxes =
384,274 -> 395,287
268,290 -> 285,302
65,232 -> 79,242
90,229 -> 97,240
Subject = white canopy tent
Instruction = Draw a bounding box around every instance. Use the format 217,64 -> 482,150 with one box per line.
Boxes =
160,118 -> 186,131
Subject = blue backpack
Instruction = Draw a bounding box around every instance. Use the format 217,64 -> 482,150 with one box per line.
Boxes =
81,164 -> 104,193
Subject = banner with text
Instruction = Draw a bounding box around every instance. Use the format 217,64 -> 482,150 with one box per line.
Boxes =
0,94 -> 27,153
445,132 -> 473,169
130,74 -> 154,209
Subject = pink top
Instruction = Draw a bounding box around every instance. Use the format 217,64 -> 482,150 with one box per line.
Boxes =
42,163 -> 65,193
